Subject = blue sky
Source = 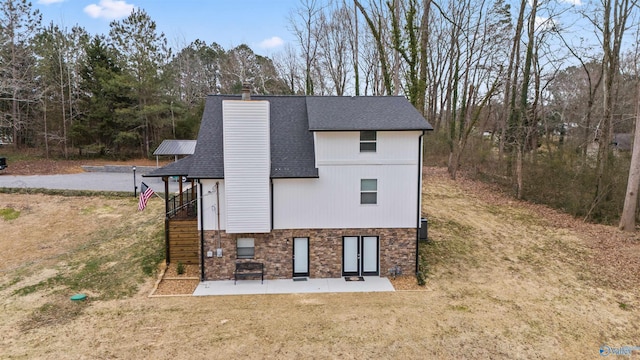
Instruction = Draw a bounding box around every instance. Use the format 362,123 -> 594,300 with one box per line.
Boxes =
34,0 -> 297,55
33,0 -> 613,60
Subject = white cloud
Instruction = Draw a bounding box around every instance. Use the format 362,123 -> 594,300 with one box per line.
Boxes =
535,16 -> 557,31
259,36 -> 284,49
530,0 -> 582,6
84,0 -> 135,20
38,0 -> 65,4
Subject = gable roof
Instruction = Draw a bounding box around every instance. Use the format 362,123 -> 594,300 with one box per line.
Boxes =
153,140 -> 197,156
147,95 -> 432,179
306,96 -> 433,131
186,95 -> 319,179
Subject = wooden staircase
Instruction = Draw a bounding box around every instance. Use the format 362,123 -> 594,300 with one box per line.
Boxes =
167,219 -> 198,264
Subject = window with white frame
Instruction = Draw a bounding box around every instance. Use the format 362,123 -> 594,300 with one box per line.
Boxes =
360,131 -> 377,152
360,179 -> 377,204
236,238 -> 255,259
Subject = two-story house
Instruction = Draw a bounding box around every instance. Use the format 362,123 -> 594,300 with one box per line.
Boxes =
147,90 -> 432,281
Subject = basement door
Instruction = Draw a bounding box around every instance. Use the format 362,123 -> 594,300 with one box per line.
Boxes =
342,236 -> 379,276
293,237 -> 309,277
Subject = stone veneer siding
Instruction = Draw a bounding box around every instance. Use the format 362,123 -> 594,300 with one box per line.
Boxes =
202,228 -> 416,280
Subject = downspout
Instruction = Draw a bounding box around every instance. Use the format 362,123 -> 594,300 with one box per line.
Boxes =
415,131 -> 425,274
199,180 -> 205,281
270,179 -> 274,230
216,181 -> 221,249
164,177 -> 170,265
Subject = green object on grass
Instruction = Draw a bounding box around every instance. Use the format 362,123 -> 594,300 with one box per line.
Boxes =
70,293 -> 87,301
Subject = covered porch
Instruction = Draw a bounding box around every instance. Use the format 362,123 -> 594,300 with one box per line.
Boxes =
144,155 -> 200,267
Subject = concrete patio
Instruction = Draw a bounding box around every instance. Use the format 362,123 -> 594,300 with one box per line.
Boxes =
193,276 -> 395,296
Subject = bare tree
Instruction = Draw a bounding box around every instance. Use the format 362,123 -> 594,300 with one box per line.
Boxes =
0,0 -> 41,148
355,0 -> 393,95
273,44 -> 303,94
170,39 -> 223,104
620,78 -> 640,231
317,3 -> 352,95
583,0 -> 638,220
290,0 -> 326,95
438,0 -> 508,179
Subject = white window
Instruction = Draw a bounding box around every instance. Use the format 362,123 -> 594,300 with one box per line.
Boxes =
360,131 -> 376,152
237,238 -> 255,259
361,179 -> 377,204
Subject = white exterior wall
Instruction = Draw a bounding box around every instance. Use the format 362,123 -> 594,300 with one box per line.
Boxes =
274,131 -> 422,229
222,100 -> 271,233
314,131 -> 420,166
198,179 -> 226,231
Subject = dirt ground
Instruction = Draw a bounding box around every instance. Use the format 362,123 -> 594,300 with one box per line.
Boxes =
1,166 -> 639,359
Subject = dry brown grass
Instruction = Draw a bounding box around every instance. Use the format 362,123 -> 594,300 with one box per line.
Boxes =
0,155 -> 167,175
1,167 -> 639,359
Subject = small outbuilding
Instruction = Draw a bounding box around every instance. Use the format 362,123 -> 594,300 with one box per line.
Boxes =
153,140 -> 197,166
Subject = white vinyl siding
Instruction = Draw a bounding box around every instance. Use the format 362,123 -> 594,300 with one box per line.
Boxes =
273,164 -> 417,229
222,100 -> 271,233
200,129 -> 422,231
198,180 -> 226,231
274,130 -> 421,229
315,131 -> 421,166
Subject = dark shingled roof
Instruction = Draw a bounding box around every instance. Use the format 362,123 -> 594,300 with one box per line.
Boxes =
149,95 -> 432,179
269,96 -> 317,178
188,95 -> 318,179
306,96 -> 433,131
187,96 -> 226,179
145,155 -> 193,177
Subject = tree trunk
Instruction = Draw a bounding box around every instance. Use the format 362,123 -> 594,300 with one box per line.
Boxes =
353,1 -> 360,96
416,0 -> 431,116
392,0 -> 400,95
592,0 -> 633,220
516,144 -> 524,199
619,81 -> 640,231
355,0 -> 393,95
43,99 -> 49,159
58,52 -> 68,159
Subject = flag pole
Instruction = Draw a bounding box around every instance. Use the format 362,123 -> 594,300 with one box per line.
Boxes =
138,183 -> 165,200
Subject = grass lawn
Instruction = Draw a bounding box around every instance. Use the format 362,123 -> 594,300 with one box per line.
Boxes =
0,167 -> 638,359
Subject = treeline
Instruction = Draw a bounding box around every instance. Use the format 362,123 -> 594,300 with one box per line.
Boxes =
2,0 -> 640,225
0,1 -> 289,158
280,0 -> 640,226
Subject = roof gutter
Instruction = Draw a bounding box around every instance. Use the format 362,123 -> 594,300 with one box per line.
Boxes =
198,180 -> 205,281
164,177 -> 170,265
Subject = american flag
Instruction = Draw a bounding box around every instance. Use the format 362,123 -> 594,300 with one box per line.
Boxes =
138,182 -> 155,211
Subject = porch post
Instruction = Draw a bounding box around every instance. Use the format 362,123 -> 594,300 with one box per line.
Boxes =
164,177 -> 170,264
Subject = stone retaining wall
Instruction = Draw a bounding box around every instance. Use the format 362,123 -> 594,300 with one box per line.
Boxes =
202,228 -> 416,280
81,165 -> 156,174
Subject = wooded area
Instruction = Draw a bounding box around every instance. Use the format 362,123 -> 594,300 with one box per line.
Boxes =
1,0 -> 640,226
